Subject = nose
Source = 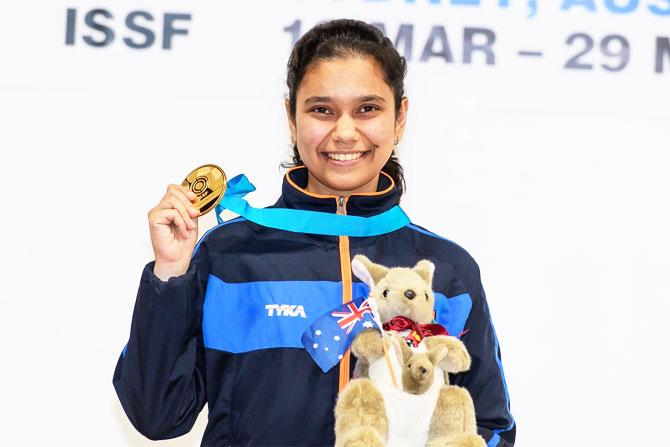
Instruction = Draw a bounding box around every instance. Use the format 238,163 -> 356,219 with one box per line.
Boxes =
419,367 -> 427,375
404,290 -> 416,300
332,114 -> 359,145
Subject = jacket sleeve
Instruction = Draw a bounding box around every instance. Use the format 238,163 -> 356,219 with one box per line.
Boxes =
452,261 -> 516,447
112,241 -> 210,440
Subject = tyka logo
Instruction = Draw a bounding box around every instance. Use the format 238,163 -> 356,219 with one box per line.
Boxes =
265,304 -> 307,318
64,9 -> 191,49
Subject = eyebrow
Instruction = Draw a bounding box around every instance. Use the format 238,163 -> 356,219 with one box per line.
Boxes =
303,95 -> 386,105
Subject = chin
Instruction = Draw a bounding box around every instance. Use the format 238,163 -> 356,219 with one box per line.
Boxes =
324,176 -> 371,194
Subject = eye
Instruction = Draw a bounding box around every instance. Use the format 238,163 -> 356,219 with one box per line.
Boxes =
358,104 -> 379,113
407,363 -> 412,368
383,289 -> 389,298
311,106 -> 332,115
425,293 -> 429,301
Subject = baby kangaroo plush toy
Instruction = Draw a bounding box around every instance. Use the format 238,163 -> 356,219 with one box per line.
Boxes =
334,255 -> 486,447
397,335 -> 447,396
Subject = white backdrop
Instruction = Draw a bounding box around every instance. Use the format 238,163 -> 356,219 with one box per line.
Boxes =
1,1 -> 668,445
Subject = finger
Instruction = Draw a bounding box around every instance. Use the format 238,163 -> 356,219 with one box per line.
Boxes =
165,186 -> 200,218
160,196 -> 197,231
154,208 -> 191,239
157,192 -> 198,222
167,184 -> 200,207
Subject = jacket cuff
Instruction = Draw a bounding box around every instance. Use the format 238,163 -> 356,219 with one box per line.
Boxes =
142,260 -> 197,293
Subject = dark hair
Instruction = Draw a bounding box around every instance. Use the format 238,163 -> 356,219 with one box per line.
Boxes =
283,19 -> 407,198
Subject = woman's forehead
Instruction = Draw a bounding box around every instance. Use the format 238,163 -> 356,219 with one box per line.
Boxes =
297,56 -> 392,102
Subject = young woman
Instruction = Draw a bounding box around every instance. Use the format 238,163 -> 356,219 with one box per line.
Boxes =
114,19 -> 515,447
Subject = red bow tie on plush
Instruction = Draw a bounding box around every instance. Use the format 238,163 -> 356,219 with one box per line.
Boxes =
382,316 -> 449,347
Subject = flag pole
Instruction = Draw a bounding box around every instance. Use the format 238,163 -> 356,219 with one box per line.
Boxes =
367,297 -> 400,390
381,335 -> 398,389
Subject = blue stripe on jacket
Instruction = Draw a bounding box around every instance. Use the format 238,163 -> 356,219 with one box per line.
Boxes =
202,276 -> 472,353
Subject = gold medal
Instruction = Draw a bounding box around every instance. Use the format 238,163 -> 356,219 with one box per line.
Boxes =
181,164 -> 227,216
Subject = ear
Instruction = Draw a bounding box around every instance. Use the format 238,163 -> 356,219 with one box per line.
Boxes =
396,336 -> 413,364
427,345 -> 447,366
284,96 -> 296,143
412,259 -> 435,286
394,96 -> 409,144
388,334 -> 407,365
352,254 -> 389,288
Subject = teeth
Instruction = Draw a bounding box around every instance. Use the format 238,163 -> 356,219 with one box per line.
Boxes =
326,152 -> 364,161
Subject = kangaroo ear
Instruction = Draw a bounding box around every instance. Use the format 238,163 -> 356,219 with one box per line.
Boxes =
387,334 -> 409,365
412,259 -> 435,286
396,336 -> 413,364
427,346 -> 447,366
352,254 -> 389,288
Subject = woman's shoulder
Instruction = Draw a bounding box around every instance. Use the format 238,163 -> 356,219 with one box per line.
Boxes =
192,216 -> 254,256
398,222 -> 484,301
397,222 -> 482,275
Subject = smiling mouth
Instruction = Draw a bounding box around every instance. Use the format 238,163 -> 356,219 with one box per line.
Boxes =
324,151 -> 369,161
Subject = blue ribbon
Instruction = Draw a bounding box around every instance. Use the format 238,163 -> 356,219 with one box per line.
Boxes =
214,174 -> 410,237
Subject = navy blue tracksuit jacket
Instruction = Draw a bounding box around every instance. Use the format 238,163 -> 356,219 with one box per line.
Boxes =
113,166 -> 516,446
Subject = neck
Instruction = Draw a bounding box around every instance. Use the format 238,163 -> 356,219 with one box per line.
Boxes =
305,172 -> 380,197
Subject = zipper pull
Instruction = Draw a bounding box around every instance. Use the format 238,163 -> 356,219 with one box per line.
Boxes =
337,196 -> 346,215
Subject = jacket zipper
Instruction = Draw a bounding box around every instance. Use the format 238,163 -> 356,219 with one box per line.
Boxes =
336,196 -> 353,392
336,196 -> 346,214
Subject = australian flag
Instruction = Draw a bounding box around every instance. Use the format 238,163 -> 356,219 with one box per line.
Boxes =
301,295 -> 380,373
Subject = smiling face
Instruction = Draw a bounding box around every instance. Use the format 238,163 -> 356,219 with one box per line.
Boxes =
286,56 -> 408,197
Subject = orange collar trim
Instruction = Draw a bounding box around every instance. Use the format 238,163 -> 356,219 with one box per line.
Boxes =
285,166 -> 396,200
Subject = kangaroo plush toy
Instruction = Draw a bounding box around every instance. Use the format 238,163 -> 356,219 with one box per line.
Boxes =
397,336 -> 447,396
334,254 -> 486,447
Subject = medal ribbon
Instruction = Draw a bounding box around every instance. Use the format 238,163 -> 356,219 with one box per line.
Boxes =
214,174 -> 410,237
